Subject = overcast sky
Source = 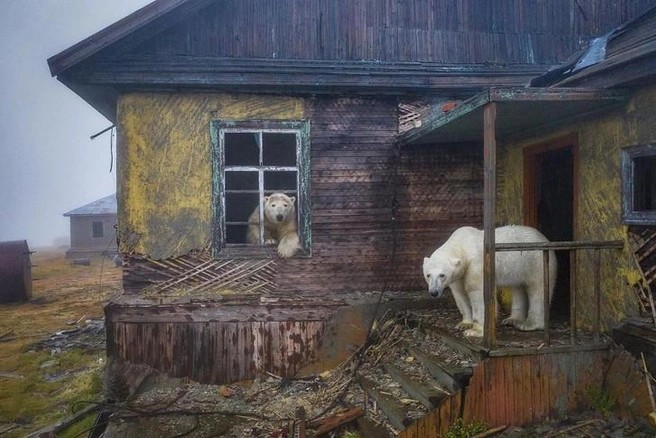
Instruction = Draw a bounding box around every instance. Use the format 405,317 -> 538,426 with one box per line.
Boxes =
0,0 -> 152,248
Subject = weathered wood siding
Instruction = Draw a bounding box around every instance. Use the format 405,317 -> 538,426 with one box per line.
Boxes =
497,83 -> 656,329
131,0 -> 654,65
398,344 -> 652,436
105,298 -> 338,383
118,92 -> 484,295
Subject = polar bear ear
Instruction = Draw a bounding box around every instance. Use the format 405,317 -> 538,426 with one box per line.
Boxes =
450,258 -> 462,268
289,196 -> 296,203
423,257 -> 430,265
263,196 -> 269,203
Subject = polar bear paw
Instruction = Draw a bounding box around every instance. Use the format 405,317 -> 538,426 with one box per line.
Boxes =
514,318 -> 543,331
464,323 -> 483,337
455,320 -> 474,330
277,233 -> 302,258
501,317 -> 523,327
265,239 -> 277,245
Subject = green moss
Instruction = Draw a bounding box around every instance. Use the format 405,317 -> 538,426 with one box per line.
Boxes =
585,386 -> 616,418
442,418 -> 489,438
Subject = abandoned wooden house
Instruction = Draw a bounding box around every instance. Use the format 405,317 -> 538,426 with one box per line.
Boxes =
48,0 -> 656,435
63,193 -> 118,259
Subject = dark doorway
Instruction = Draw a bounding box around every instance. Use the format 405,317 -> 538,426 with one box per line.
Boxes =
524,135 -> 577,320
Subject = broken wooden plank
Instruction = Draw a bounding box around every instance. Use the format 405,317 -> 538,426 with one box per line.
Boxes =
382,363 -> 447,409
25,403 -> 99,438
422,325 -> 487,361
356,416 -> 392,438
308,407 -> 363,436
408,346 -> 471,393
0,330 -> 16,343
357,376 -> 410,431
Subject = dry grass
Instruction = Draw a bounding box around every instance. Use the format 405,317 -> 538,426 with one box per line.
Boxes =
0,247 -> 122,437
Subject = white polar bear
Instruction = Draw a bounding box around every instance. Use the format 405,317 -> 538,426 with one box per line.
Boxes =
422,225 -> 557,337
246,192 -> 302,258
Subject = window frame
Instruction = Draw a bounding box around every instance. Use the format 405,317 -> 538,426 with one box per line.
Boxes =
621,143 -> 656,225
210,119 -> 311,258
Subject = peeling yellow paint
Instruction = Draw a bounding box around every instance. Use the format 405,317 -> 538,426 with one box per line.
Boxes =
117,93 -> 305,259
497,84 -> 656,329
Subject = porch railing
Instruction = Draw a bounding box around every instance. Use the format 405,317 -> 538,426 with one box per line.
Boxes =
488,240 -> 624,349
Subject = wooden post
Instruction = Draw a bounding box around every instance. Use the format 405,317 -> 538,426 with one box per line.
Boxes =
594,249 -> 601,342
483,101 -> 497,349
570,250 -> 577,343
543,249 -> 550,345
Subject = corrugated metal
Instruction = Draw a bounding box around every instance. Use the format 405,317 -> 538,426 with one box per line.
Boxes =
398,344 -> 652,436
0,240 -> 32,303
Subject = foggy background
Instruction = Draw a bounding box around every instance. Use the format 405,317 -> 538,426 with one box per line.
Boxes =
0,0 -> 152,248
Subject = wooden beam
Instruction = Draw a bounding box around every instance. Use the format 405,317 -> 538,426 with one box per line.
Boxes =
483,101 -> 497,349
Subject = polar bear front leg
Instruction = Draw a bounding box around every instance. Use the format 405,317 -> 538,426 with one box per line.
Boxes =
277,233 -> 302,258
463,288 -> 484,337
501,287 -> 528,327
450,281 -> 473,330
515,285 -> 546,331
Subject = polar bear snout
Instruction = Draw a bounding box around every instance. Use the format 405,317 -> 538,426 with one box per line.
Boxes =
429,285 -> 448,298
275,214 -> 284,222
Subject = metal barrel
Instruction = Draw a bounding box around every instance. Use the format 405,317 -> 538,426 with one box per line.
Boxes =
0,240 -> 33,303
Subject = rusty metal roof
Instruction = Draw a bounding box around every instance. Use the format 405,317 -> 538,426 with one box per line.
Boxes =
397,87 -> 628,146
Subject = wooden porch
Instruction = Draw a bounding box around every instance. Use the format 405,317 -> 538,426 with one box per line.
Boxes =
103,290 -> 654,437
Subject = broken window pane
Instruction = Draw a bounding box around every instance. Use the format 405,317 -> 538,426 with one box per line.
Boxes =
264,171 -> 297,193
263,133 -> 296,166
225,170 -> 258,191
634,156 -> 656,211
225,132 -> 259,166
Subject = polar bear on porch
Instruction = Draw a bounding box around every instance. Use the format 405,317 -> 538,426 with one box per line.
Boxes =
422,225 -> 557,337
246,192 -> 302,258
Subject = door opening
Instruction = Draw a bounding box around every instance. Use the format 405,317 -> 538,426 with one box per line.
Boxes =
524,135 -> 577,320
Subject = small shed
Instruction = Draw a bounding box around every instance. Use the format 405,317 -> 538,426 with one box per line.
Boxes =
63,194 -> 117,259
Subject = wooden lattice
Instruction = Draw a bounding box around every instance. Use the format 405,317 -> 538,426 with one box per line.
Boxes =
628,226 -> 656,319
398,101 -> 431,133
138,253 -> 278,296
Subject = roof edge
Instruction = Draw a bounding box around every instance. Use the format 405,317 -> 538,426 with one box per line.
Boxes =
47,0 -> 213,76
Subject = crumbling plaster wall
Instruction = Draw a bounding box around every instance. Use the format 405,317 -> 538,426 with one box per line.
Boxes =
497,84 -> 656,329
116,93 -> 305,259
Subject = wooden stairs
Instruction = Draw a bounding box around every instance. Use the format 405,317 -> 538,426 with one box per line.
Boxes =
346,310 -> 653,438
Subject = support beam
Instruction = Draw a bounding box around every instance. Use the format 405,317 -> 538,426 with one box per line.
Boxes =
483,102 -> 497,349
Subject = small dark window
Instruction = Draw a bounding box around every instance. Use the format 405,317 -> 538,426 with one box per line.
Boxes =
622,144 -> 656,224
92,221 -> 104,238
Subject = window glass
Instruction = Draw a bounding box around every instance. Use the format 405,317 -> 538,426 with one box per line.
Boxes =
92,221 -> 104,238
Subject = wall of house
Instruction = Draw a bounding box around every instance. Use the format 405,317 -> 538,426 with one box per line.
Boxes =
117,93 -> 305,260
116,92 -> 484,295
497,84 -> 656,329
67,214 -> 117,258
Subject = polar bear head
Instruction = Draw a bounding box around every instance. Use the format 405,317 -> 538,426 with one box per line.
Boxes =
263,193 -> 296,224
422,254 -> 463,298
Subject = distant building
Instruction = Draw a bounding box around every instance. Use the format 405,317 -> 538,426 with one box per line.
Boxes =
63,194 -> 117,259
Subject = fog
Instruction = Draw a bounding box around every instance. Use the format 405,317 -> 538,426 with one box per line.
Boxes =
0,0 -> 152,248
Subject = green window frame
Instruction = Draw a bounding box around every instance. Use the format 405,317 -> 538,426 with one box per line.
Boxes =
210,120 -> 311,257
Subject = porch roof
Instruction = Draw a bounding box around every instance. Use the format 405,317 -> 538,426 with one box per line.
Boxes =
397,87 -> 628,146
